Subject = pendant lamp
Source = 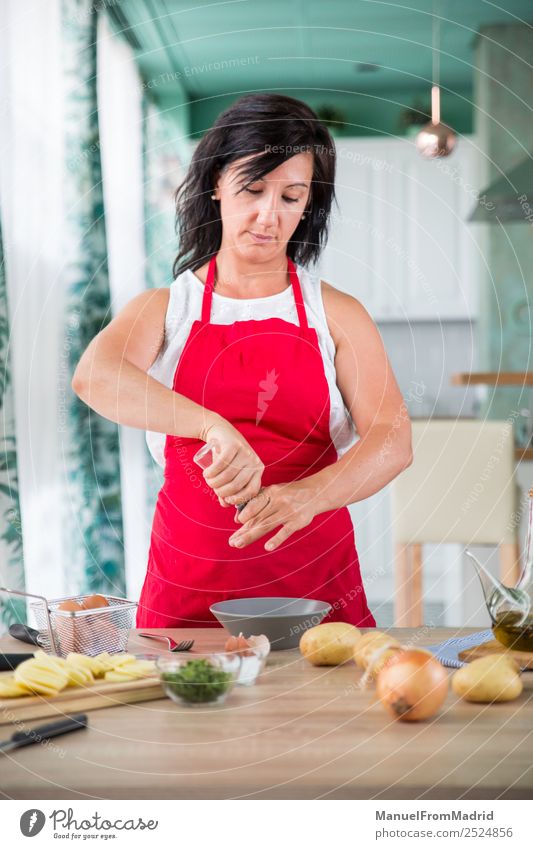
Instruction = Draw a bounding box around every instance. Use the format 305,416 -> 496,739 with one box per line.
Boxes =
416,6 -> 456,159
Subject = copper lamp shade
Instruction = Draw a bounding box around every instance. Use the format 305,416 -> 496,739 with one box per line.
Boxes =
416,85 -> 456,159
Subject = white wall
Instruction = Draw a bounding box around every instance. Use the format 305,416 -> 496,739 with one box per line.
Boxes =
97,13 -> 151,600
314,136 -> 518,628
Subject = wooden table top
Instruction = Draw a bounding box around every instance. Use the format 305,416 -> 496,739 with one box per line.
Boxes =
0,627 -> 531,800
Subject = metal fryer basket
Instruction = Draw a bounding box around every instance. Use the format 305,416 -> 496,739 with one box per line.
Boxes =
31,595 -> 137,657
1,586 -> 137,657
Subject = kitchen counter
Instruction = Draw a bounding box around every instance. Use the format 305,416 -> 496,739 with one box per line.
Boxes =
0,627 -> 531,800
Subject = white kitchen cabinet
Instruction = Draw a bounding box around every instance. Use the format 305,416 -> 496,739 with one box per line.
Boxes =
317,136 -> 482,321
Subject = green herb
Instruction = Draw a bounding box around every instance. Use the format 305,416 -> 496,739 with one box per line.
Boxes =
161,658 -> 232,704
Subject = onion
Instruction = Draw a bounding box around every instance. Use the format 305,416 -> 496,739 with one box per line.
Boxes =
353,632 -> 401,670
360,644 -> 403,688
376,649 -> 449,721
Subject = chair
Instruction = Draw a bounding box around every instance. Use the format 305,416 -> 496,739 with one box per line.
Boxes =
390,418 -> 520,627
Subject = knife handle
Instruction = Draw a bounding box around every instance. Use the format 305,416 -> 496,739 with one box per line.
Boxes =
0,653 -> 35,671
10,714 -> 88,748
8,623 -> 41,646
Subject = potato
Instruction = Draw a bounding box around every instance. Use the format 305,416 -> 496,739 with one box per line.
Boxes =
299,622 -> 361,666
353,631 -> 401,670
451,654 -> 522,703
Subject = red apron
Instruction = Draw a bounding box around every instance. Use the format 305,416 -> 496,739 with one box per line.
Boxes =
136,254 -> 376,629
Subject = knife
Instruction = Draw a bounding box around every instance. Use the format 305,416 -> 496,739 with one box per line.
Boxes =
0,713 -> 88,755
0,653 -> 35,671
8,623 -> 44,647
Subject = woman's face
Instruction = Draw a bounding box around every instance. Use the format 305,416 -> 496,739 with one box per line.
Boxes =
213,152 -> 313,260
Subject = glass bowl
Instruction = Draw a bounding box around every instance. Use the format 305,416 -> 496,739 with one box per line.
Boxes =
156,652 -> 241,707
227,647 -> 266,687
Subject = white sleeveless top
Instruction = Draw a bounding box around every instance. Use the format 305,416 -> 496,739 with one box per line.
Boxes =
146,264 -> 358,467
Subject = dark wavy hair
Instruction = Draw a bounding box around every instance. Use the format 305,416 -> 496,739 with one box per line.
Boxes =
172,93 -> 337,278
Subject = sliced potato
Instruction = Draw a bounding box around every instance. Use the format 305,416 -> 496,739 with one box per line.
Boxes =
65,652 -> 107,677
13,667 -> 60,697
104,670 -> 133,683
65,665 -> 94,687
92,652 -> 120,672
14,656 -> 69,694
107,653 -> 138,667
0,677 -> 32,698
103,659 -> 156,681
2,650 -> 156,700
33,650 -> 69,672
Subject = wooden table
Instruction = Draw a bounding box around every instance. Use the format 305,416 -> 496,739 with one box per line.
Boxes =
0,627 -> 531,800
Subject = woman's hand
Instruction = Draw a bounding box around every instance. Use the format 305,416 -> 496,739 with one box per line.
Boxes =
227,480 -> 319,551
201,420 -> 265,508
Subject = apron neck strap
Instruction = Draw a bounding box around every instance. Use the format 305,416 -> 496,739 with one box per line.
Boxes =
287,257 -> 308,329
201,253 -> 309,329
201,254 -> 216,323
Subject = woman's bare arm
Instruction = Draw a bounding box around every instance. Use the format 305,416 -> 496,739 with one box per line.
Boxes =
71,288 -> 222,440
307,281 -> 413,511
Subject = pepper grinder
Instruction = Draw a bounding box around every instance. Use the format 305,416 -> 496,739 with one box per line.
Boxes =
193,440 -> 248,514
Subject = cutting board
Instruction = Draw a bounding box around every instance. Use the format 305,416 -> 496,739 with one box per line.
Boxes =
458,640 -> 533,670
0,673 -> 165,725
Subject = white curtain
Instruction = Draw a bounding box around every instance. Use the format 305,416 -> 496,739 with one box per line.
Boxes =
0,2 -> 153,613
0,2 -> 191,613
0,0 -> 66,611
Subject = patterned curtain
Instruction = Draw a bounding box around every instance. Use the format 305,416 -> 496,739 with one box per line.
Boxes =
60,0 -> 125,596
142,95 -> 190,511
0,212 -> 26,631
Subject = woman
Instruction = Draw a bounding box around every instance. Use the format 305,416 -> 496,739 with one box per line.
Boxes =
72,93 -> 412,629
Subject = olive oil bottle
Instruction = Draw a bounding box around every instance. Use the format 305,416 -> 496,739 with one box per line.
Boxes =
492,611 -> 533,652
466,487 -> 533,652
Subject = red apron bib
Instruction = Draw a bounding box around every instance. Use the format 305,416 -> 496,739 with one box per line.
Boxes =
136,254 -> 376,629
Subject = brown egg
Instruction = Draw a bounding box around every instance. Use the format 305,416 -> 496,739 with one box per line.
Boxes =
55,601 -> 81,653
56,619 -> 77,654
80,594 -> 109,610
57,599 -> 83,612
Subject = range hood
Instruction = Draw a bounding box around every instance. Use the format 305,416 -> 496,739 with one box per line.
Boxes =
469,153 -> 533,222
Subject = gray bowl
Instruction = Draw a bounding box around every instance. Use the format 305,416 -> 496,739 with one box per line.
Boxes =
210,597 -> 332,651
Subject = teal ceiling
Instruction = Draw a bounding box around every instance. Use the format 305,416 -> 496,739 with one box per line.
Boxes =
110,0 -> 533,137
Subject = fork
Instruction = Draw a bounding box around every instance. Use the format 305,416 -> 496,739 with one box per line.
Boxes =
138,633 -> 194,652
